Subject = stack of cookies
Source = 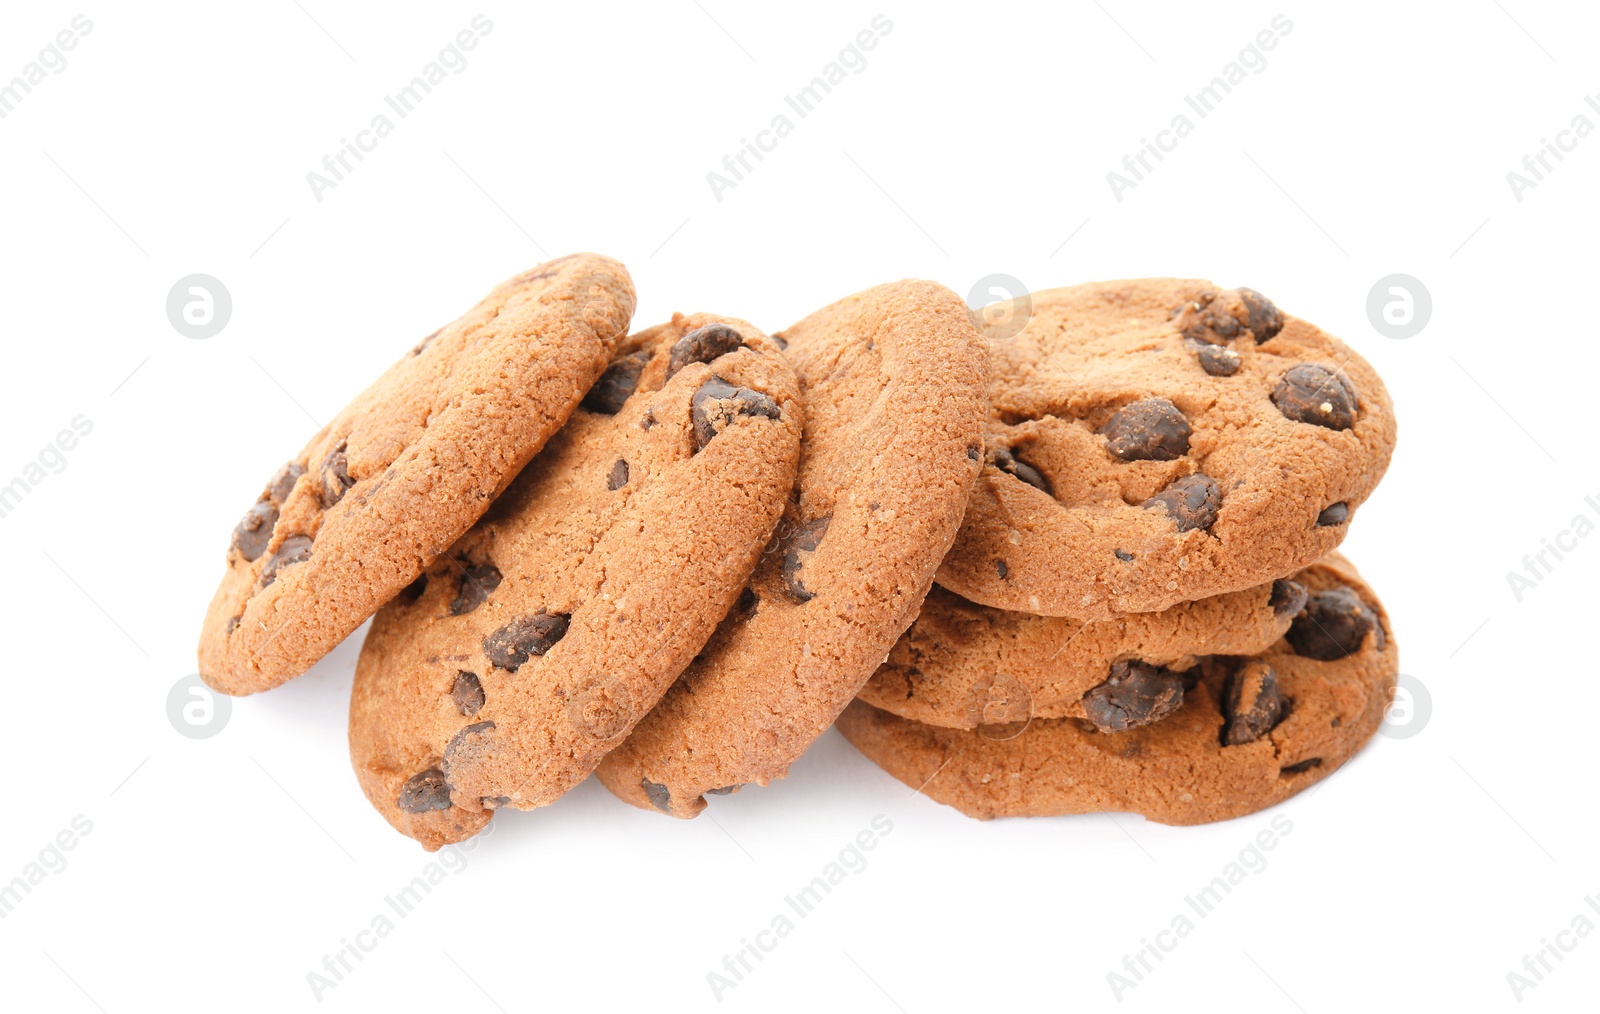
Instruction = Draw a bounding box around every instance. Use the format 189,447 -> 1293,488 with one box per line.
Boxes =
198,257 -> 1397,849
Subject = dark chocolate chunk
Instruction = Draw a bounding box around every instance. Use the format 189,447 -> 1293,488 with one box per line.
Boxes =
1192,340 -> 1242,376
734,586 -> 758,618
1288,587 -> 1381,660
266,462 -> 305,505
1114,549 -> 1134,562
397,767 -> 452,813
482,795 -> 512,808
231,502 -> 279,561
451,671 -> 485,716
1317,502 -> 1349,526
967,444 -> 981,461
582,351 -> 649,415
225,616 -> 240,636
400,574 -> 429,604
667,323 -> 744,377
1272,364 -> 1358,430
1142,474 -> 1222,532
483,611 -> 571,671
1100,398 -> 1192,461
1237,288 -> 1284,342
319,446 -> 355,507
1280,758 -> 1323,775
607,458 -> 629,491
990,446 -> 1052,495
259,535 -> 313,587
1222,661 -> 1288,745
691,377 -> 781,449
1181,287 -> 1284,344
642,778 -> 671,812
1269,579 -> 1308,618
705,785 -> 739,795
450,564 -> 503,616
781,516 -> 831,602
995,559 -> 1009,578
1080,660 -> 1186,733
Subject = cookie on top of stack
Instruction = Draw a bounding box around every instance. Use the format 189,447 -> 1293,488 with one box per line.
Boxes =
197,262 -> 1398,849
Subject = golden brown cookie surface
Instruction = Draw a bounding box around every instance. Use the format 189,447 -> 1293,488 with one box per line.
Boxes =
596,280 -> 989,818
349,314 -> 801,849
199,255 -> 636,695
936,280 -> 1396,619
858,577 -> 1302,729
838,553 -> 1397,824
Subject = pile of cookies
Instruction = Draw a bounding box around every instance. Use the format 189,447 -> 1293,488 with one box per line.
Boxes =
198,255 -> 1398,849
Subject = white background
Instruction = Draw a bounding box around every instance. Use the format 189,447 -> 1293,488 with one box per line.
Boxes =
1,2 -> 1596,1011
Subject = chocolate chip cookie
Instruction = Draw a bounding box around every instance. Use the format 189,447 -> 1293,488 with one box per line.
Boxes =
199,254 -> 637,696
858,576 -> 1302,730
936,280 -> 1396,620
349,313 -> 801,849
837,553 -> 1396,824
595,280 -> 989,818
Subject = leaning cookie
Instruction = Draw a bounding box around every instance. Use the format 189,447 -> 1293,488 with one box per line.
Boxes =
596,280 -> 988,818
936,281 -> 1396,620
837,553 -> 1396,824
858,576 -> 1305,730
200,255 -> 636,696
349,314 -> 801,849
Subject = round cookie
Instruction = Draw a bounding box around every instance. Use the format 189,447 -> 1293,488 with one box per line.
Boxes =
350,313 -> 801,849
837,553 -> 1396,824
200,254 -> 637,696
859,576 -> 1305,730
595,280 -> 989,818
935,280 -> 1396,620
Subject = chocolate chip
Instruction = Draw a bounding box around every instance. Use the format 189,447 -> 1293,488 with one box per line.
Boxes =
668,323 -> 745,377
771,331 -> 788,350
990,446 -> 1052,495
1317,502 -> 1349,526
483,795 -> 512,808
994,559 -> 1009,578
1100,398 -> 1192,461
706,785 -> 739,795
1222,662 -> 1288,746
691,377 -> 781,449
225,616 -> 240,635
483,611 -> 571,671
583,351 -> 649,415
266,462 -> 305,505
400,574 -> 428,604
781,516 -> 831,601
259,535 -> 313,587
1288,587 -> 1381,660
1080,660 -> 1186,733
443,721 -> 497,772
1192,341 -> 1242,376
452,671 -> 485,716
450,564 -> 503,616
1269,578 -> 1309,618
734,586 -> 758,618
641,778 -> 671,812
1115,549 -> 1134,562
231,502 -> 279,561
1180,287 -> 1284,344
1142,474 -> 1221,533
967,444 -> 981,461
1272,364 -> 1357,430
397,767 -> 451,813
319,446 -> 355,507
607,459 -> 629,491
1280,758 -> 1323,775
